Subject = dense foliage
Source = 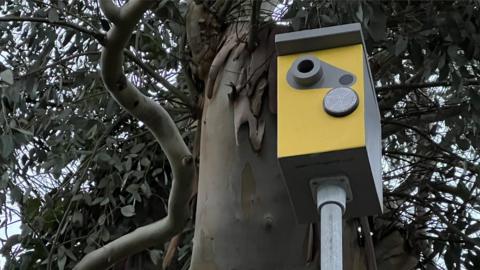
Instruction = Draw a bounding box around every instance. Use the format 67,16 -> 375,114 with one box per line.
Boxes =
0,0 -> 479,269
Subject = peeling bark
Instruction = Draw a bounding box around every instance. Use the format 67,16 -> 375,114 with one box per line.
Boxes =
375,231 -> 418,270
186,1 -> 221,82
190,46 -> 317,269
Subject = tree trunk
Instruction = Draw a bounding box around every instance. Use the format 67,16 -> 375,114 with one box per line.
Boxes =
184,2 -> 419,267
188,29 -> 370,269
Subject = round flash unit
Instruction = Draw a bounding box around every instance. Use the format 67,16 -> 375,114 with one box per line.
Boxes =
323,87 -> 359,117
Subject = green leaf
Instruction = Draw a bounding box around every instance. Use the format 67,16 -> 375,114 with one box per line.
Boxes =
148,249 -> 162,265
100,197 -> 109,206
63,247 -> 77,261
120,205 -> 135,217
448,45 -> 467,65
86,124 -> 98,139
457,182 -> 471,201
125,157 -> 132,171
439,62 -> 450,81
152,168 -> 163,177
282,2 -> 298,19
91,196 -> 104,205
57,255 -> 67,270
24,198 -> 41,219
394,36 -> 408,56
470,91 -> 480,111
126,184 -> 141,202
126,184 -> 138,194
367,3 -> 387,41
72,211 -> 83,227
130,143 -> 145,154
409,41 -> 424,68
12,127 -> 33,136
71,194 -> 83,202
95,152 -> 111,163
0,69 -> 13,85
0,134 -> 14,158
456,137 -> 470,151
9,184 -> 23,202
0,172 -> 8,189
1,234 -> 21,256
451,71 -> 464,93
101,228 -> 110,242
140,157 -> 151,167
0,192 -> 5,206
98,214 -> 106,225
48,8 -> 59,23
13,132 -> 28,146
141,182 -> 152,198
355,4 -> 363,21
105,98 -> 120,116
97,177 -> 109,189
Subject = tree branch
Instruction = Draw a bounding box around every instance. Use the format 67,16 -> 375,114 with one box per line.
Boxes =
30,0 -> 100,31
0,16 -> 105,44
385,191 -> 480,247
19,51 -> 100,79
383,120 -> 479,175
247,0 -> 261,51
417,196 -> 480,247
73,1 -> 194,269
99,0 -> 121,24
382,103 -> 466,138
376,79 -> 480,93
1,15 -> 193,106
360,217 -> 378,270
123,50 -> 193,107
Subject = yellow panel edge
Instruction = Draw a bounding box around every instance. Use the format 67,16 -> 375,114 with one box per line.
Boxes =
277,44 -> 366,158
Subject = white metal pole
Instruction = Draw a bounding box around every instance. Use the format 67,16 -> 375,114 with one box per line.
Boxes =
316,182 -> 347,270
320,203 -> 343,270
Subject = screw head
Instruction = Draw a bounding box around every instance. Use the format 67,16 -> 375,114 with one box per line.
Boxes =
339,74 -> 355,85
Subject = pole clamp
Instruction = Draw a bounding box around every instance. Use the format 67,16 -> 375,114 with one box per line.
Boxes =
310,176 -> 352,213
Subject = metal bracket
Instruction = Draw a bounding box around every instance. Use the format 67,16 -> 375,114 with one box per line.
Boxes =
310,175 -> 353,212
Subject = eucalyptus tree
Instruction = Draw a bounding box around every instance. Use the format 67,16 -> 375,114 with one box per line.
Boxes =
1,0 -> 480,270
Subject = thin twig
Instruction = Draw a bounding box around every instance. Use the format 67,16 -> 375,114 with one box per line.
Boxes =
247,0 -> 261,51
0,16 -> 105,44
19,51 -> 100,79
376,79 -> 480,92
124,50 -> 193,107
360,217 -> 378,270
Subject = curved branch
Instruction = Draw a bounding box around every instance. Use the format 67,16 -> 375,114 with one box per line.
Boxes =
123,50 -> 193,107
99,0 -> 121,24
74,1 -> 194,269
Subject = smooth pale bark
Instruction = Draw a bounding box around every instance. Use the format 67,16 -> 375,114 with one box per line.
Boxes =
74,1 -> 194,269
190,50 -> 314,270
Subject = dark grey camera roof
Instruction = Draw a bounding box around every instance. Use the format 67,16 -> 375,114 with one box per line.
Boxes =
275,23 -> 365,56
